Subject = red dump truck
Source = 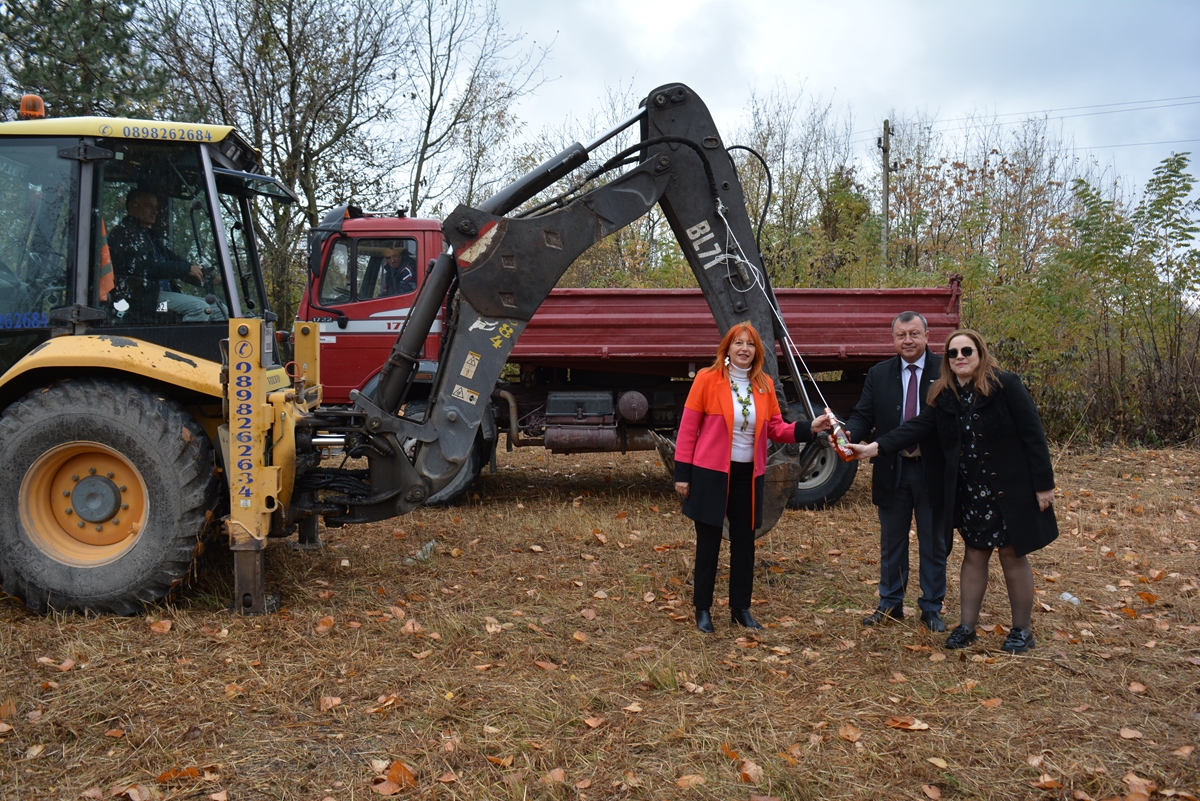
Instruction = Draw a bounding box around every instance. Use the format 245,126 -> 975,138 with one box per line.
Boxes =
299,211 -> 961,508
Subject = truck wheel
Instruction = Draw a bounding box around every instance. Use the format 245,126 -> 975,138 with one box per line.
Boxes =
786,446 -> 858,510
0,379 -> 218,615
399,400 -> 487,506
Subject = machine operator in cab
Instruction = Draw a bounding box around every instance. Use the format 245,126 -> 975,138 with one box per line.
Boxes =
108,187 -> 227,323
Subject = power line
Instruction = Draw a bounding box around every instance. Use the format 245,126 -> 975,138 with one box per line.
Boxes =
850,93 -> 1200,138
849,99 -> 1200,146
868,100 -> 1200,143
1086,138 -> 1200,150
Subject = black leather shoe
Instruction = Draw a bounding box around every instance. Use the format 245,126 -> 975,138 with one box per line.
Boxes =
730,608 -> 764,630
695,609 -> 714,634
1001,627 -> 1036,654
920,611 -> 946,632
945,624 -> 978,649
862,606 -> 903,626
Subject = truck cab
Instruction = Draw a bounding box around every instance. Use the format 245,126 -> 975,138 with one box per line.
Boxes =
299,210 -> 442,404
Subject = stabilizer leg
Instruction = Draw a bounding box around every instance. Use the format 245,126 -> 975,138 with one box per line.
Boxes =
232,549 -> 267,615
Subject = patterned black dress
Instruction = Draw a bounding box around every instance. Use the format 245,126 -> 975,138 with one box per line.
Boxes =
954,383 -> 1010,550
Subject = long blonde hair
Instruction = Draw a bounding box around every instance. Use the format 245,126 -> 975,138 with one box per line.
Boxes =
927,328 -> 1001,403
709,322 -> 771,393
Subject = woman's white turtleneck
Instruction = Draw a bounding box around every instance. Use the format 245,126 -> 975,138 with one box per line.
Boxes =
729,363 -> 756,463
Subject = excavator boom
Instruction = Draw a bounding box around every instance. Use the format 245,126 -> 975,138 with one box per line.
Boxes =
313,83 -> 815,525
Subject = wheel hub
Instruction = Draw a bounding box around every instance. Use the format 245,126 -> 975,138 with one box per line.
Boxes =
70,475 -> 123,523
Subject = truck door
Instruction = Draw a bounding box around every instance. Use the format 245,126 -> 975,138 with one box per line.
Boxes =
314,235 -> 421,404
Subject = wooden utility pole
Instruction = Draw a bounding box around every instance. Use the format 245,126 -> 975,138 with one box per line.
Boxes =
878,119 -> 891,266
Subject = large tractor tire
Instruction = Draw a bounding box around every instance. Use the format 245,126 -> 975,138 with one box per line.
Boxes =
0,379 -> 219,614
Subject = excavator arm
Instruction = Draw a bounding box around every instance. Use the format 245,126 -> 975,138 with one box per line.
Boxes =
321,82 -> 816,524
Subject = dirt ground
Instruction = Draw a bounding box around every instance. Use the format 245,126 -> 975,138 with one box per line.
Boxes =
1,444 -> 1198,801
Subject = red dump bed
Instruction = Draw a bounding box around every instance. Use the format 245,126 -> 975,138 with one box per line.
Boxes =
512,279 -> 961,374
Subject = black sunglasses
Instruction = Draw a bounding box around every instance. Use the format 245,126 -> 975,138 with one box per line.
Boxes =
947,346 -> 975,359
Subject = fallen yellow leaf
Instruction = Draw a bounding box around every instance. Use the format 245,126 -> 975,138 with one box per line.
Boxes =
884,716 -> 930,731
838,723 -> 863,742
739,758 -> 764,785
676,774 -> 706,788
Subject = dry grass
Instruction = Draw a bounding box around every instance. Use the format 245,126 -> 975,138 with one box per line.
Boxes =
1,445 -> 1198,800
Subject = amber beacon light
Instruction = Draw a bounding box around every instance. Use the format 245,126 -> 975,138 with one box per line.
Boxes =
18,94 -> 46,120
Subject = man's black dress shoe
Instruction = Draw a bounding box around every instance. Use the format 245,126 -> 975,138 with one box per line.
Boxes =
920,610 -> 946,632
861,606 -> 903,626
730,608 -> 764,630
695,609 -> 714,634
944,624 -> 978,649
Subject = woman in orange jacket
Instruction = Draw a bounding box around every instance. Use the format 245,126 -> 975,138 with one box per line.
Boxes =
674,322 -> 831,633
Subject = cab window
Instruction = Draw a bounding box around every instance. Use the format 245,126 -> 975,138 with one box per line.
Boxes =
0,137 -> 76,329
90,140 -> 229,325
319,237 -> 417,305
358,238 -> 418,300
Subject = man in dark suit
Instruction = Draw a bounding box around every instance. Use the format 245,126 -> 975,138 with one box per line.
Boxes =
845,311 -> 948,631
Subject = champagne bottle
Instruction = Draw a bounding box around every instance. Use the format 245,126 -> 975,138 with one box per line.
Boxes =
825,406 -> 855,462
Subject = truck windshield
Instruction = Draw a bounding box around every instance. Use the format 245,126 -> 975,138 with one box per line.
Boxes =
0,137 -> 76,332
91,139 -> 240,324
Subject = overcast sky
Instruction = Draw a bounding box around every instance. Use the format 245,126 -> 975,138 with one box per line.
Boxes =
495,0 -> 1200,194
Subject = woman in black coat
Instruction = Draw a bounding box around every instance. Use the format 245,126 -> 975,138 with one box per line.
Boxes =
846,329 -> 1057,653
